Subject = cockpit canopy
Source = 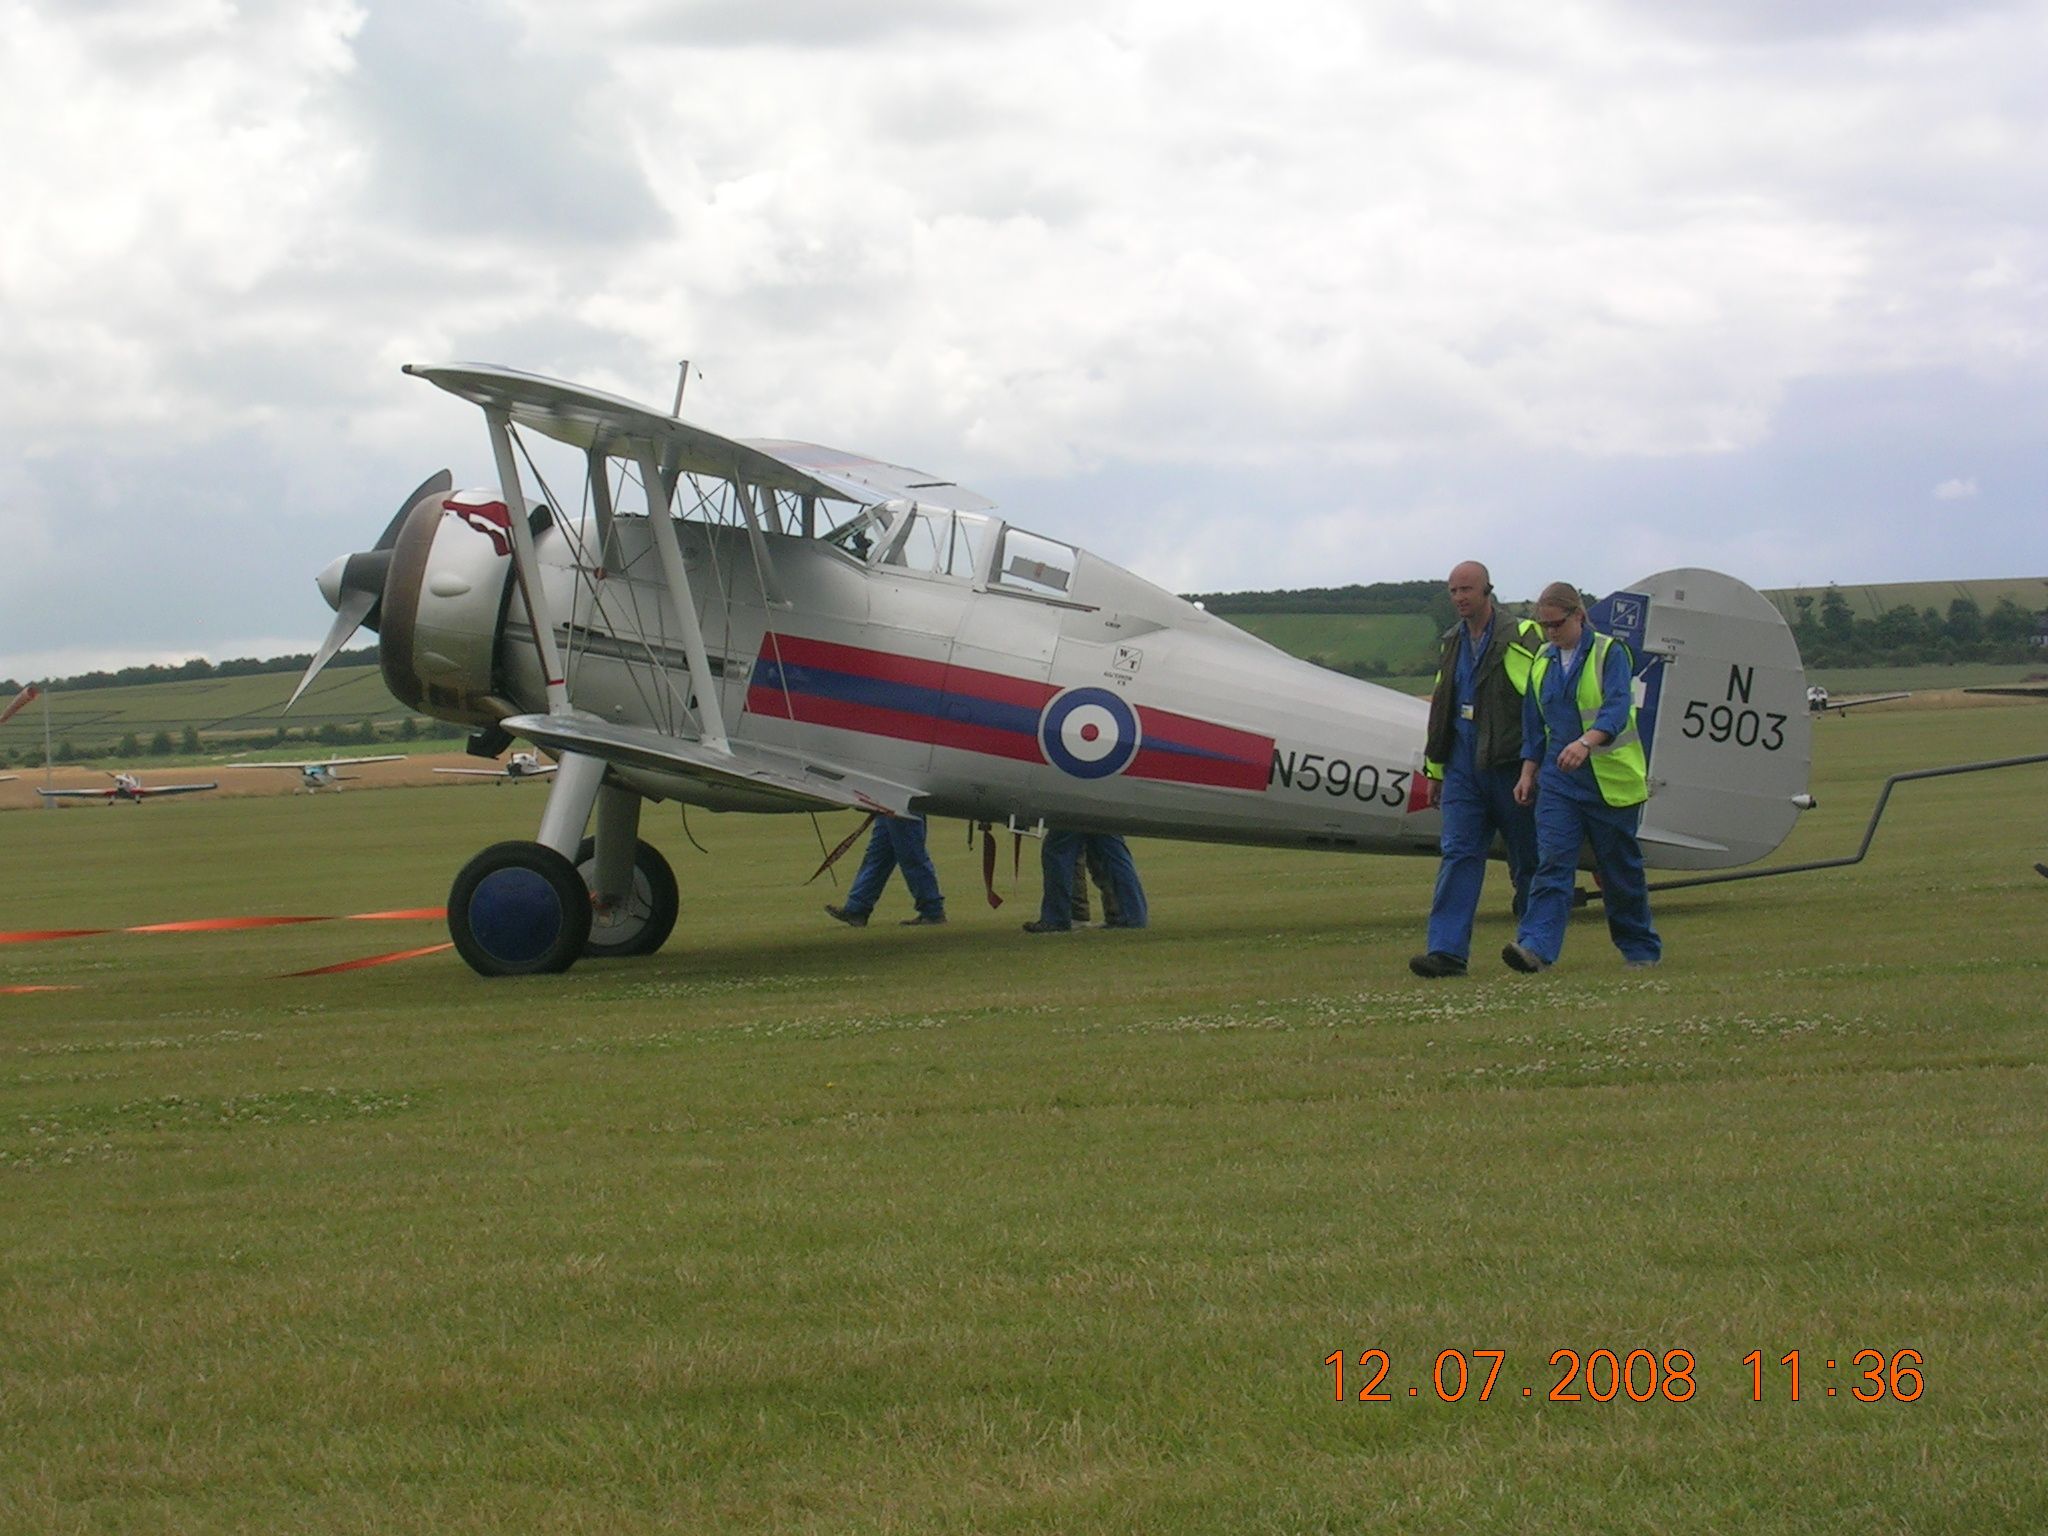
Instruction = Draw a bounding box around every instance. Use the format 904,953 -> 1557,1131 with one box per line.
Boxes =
824,498 -> 1078,599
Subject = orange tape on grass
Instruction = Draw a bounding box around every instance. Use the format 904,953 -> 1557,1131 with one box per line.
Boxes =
1,908 -> 446,945
1,985 -> 83,994
282,942 -> 455,978
126,915 -> 330,934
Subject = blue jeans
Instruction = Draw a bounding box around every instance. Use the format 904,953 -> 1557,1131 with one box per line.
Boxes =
1516,786 -> 1659,965
844,816 -> 945,919
1039,832 -> 1148,929
1424,762 -> 1538,962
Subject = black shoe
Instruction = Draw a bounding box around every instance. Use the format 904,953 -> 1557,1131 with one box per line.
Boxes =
1408,952 -> 1467,979
825,904 -> 868,928
1022,920 -> 1072,934
900,912 -> 947,926
1502,942 -> 1549,974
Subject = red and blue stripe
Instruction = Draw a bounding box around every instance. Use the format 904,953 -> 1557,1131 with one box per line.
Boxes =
746,633 -> 1270,792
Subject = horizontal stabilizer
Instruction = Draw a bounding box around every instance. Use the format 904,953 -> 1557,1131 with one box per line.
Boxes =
499,713 -> 919,817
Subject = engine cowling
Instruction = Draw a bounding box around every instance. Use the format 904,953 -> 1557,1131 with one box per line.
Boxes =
377,489 -> 523,726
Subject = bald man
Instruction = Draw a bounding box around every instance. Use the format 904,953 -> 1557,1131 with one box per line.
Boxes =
1410,561 -> 1543,978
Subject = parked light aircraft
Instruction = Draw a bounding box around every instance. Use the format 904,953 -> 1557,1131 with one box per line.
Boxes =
295,364 -> 1818,976
222,754 -> 404,793
434,750 -> 556,781
1807,685 -> 1911,715
35,772 -> 217,804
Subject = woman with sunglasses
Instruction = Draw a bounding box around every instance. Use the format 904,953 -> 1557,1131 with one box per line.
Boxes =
1503,582 -> 1661,973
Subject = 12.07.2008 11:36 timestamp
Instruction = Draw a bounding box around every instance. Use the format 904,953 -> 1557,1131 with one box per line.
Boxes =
1324,1349 -> 1925,1403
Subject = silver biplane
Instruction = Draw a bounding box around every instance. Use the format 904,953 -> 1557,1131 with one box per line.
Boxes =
295,364 -> 1816,976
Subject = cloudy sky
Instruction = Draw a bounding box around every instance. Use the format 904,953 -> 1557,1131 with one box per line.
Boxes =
4,0 -> 2045,679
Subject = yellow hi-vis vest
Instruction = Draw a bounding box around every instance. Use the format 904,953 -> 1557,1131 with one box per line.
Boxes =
1529,630 -> 1649,807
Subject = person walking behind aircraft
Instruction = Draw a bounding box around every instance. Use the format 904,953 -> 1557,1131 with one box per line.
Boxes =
1408,560 -> 1544,979
826,813 -> 947,927
1023,831 -> 1149,933
1503,582 -> 1660,973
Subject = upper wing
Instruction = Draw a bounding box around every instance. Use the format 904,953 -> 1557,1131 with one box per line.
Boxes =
226,755 -> 403,772
404,363 -> 992,512
500,712 -> 918,816
135,783 -> 218,797
1819,692 -> 1911,713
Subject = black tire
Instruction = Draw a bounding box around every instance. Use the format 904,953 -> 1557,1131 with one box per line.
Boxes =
448,840 -> 593,976
574,835 -> 679,958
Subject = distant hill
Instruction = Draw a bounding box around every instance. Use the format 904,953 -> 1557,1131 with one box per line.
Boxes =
1759,576 -> 2048,627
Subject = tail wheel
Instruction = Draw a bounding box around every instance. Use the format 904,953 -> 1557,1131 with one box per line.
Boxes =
575,836 -> 679,958
448,840 -> 593,976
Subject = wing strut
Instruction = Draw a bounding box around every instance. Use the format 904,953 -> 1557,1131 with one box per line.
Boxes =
636,442 -> 731,753
485,407 -> 571,715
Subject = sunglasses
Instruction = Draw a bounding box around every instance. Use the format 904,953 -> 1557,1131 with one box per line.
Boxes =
1538,614 -> 1579,630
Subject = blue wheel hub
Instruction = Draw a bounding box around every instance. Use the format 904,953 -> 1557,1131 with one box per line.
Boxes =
467,866 -> 566,967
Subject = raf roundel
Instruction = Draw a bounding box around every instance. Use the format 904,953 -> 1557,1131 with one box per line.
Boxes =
1038,687 -> 1141,779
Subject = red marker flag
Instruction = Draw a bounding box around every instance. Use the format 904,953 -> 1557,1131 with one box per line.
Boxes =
0,682 -> 39,726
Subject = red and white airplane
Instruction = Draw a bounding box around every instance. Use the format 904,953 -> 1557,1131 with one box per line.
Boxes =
35,772 -> 217,805
222,754 -> 403,793
433,750 -> 556,782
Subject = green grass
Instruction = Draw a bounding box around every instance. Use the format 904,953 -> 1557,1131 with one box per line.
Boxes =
0,665 -> 416,759
1218,611 -> 1441,673
3,706 -> 2046,1532
1806,660 -> 2047,693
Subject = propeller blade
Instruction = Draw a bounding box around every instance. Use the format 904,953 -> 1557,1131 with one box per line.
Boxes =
287,588 -> 377,711
379,469 -> 452,551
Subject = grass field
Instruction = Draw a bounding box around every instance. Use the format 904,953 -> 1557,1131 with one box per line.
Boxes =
0,666 -> 428,767
1761,575 -> 2048,627
1213,613 -> 1441,675
3,700 -> 2045,1531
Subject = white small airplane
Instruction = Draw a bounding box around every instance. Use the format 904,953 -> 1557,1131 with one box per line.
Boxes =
1806,685 -> 1911,715
433,750 -> 557,781
35,772 -> 218,805
294,363 -> 1821,976
222,754 -> 404,792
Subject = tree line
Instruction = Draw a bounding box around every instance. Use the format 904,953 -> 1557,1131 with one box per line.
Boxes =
1790,589 -> 2045,667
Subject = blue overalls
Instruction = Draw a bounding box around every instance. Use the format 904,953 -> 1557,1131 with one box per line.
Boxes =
1038,832 -> 1149,930
843,815 -> 946,920
1424,617 -> 1539,962
1515,639 -> 1660,966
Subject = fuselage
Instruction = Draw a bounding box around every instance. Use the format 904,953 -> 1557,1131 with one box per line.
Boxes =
380,496 -> 1441,855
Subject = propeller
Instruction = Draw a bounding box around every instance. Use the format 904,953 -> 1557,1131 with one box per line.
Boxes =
289,470 -> 452,710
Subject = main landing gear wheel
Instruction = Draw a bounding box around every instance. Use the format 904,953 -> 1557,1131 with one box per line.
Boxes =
575,836 -> 679,958
448,841 -> 593,976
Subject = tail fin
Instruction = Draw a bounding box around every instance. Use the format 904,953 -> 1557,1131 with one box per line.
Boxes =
1588,568 -> 1813,870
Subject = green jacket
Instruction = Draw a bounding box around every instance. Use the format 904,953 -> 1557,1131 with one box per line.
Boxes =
1424,614 -> 1543,778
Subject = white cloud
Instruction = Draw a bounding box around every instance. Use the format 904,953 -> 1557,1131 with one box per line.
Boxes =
3,0 -> 2047,669
1934,477 -> 1980,500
